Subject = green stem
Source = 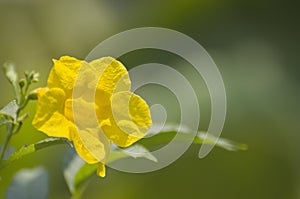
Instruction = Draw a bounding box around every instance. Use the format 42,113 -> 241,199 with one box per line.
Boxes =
19,83 -> 29,107
71,190 -> 83,199
18,96 -> 29,112
13,122 -> 22,134
0,117 -> 24,164
0,104 -> 23,163
12,82 -> 21,105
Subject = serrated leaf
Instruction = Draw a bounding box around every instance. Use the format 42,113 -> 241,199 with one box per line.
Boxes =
6,167 -> 49,199
0,100 -> 19,121
3,62 -> 18,85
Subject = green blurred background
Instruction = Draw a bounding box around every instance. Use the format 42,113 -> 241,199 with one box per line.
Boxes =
0,0 -> 299,198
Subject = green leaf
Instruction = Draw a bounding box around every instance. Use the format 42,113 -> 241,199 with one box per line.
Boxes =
64,125 -> 247,195
195,132 -> 248,151
64,144 -> 157,195
137,124 -> 248,151
3,62 -> 18,85
0,117 -> 13,127
69,151 -> 128,187
6,167 -> 49,199
63,124 -> 247,196
63,149 -> 86,195
34,137 -> 71,150
0,100 -> 19,121
0,137 -> 70,169
73,164 -> 98,192
119,144 -> 158,162
0,145 -> 14,160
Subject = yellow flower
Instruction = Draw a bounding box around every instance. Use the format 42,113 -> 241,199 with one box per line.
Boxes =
32,56 -> 152,177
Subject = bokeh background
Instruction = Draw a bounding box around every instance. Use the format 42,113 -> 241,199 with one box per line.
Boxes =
0,0 -> 299,198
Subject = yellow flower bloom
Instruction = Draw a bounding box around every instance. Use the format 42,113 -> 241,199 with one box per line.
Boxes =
32,56 -> 152,177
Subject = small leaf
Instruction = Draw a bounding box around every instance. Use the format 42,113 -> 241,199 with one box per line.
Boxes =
3,62 -> 18,85
6,167 -> 49,199
0,100 -> 19,121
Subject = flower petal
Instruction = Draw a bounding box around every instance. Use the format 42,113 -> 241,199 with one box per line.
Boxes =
48,56 -> 89,97
99,92 -> 152,147
32,88 -> 73,140
64,97 -> 99,129
71,127 -> 110,164
90,57 -> 131,106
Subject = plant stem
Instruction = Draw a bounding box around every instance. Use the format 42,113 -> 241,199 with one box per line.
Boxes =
18,96 -> 29,112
